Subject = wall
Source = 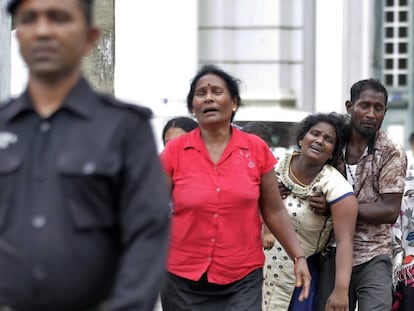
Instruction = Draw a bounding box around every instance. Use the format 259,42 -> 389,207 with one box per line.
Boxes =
114,0 -> 198,151
0,0 -> 11,102
9,0 -> 116,96
315,0 -> 344,113
83,0 -> 115,94
199,0 -> 306,108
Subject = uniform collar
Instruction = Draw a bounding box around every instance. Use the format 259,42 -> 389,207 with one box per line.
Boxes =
3,91 -> 33,121
61,76 -> 96,119
4,76 -> 96,121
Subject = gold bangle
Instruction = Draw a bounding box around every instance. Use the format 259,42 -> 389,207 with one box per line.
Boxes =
294,255 -> 306,264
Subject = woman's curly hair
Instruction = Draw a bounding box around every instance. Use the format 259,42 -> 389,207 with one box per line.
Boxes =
294,112 -> 350,168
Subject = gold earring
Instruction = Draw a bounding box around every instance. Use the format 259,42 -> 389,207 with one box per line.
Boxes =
232,108 -> 236,112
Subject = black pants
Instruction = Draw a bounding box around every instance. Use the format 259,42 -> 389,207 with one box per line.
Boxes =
161,269 -> 263,311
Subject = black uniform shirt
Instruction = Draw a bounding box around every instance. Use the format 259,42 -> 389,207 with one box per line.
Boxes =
0,78 -> 170,311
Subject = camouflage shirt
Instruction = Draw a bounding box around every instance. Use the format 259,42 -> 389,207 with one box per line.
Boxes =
338,130 -> 407,266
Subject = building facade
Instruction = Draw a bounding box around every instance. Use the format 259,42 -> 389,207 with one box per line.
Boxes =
2,0 -> 412,149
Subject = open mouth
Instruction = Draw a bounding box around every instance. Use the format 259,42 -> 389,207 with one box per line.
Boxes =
310,145 -> 322,153
362,122 -> 376,128
203,108 -> 219,114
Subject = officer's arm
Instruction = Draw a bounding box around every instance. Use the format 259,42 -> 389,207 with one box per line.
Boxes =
108,115 -> 170,311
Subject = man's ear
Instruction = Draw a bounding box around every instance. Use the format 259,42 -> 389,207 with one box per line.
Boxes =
345,100 -> 352,114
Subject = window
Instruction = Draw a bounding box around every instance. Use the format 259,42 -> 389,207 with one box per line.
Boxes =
383,0 -> 409,87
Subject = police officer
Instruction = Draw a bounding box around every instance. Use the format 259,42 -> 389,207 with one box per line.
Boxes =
0,0 -> 170,310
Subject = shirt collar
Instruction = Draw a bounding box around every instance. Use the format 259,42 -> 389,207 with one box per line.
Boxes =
4,76 -> 96,122
343,144 -> 369,162
183,126 -> 250,151
3,91 -> 33,122
60,76 -> 96,119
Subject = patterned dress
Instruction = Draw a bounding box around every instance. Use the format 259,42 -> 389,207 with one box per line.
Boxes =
392,151 -> 414,311
262,152 -> 353,310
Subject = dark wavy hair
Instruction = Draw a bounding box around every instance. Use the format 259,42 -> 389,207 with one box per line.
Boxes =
295,112 -> 350,167
186,64 -> 242,122
162,117 -> 198,145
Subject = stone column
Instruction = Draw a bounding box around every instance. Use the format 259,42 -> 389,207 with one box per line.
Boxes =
83,0 -> 115,94
0,0 -> 11,101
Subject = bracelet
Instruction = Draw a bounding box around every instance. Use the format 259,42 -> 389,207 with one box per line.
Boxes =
293,255 -> 306,264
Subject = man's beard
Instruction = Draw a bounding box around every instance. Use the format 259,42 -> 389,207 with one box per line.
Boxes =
355,124 -> 378,138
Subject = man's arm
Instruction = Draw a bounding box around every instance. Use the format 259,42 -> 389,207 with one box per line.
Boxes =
310,187 -> 404,224
358,146 -> 407,224
108,116 -> 170,311
357,193 -> 402,224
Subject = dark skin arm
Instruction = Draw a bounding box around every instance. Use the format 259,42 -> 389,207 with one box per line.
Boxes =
324,195 -> 358,311
261,171 -> 311,301
261,220 -> 276,250
301,191 -> 402,224
163,173 -> 173,193
357,193 -> 402,224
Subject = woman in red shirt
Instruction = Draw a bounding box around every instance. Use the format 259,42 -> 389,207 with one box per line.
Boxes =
160,64 -> 310,310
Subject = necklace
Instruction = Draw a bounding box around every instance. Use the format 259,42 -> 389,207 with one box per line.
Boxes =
289,162 -> 309,187
346,163 -> 356,185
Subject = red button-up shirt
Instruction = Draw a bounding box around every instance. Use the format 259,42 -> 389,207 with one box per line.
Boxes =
160,127 -> 277,284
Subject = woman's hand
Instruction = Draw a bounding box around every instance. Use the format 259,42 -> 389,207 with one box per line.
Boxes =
293,257 -> 311,302
261,231 -> 276,250
277,179 -> 291,199
325,288 -> 349,311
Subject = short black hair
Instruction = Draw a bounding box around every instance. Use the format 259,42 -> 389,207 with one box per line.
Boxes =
242,122 -> 272,147
162,117 -> 198,145
7,0 -> 95,25
295,112 -> 349,167
350,78 -> 388,106
186,64 -> 242,122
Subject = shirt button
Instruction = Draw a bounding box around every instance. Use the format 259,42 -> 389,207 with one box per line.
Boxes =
40,121 -> 50,132
208,257 -> 212,262
214,214 -> 218,218
216,187 -> 220,192
32,215 -> 47,229
211,238 -> 215,243
32,264 -> 48,280
82,162 -> 96,175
